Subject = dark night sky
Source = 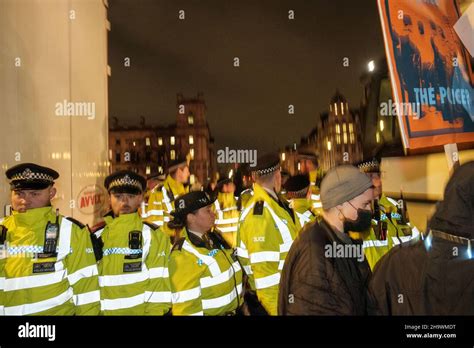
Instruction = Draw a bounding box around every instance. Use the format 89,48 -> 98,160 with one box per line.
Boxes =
108,0 -> 385,153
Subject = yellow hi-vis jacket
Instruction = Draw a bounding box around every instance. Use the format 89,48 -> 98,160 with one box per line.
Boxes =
349,194 -> 421,270
289,198 -> 316,231
145,175 -> 189,237
212,192 -> 239,248
0,207 -> 100,315
238,187 -> 254,211
169,228 -> 243,316
236,184 -> 298,315
309,170 -> 323,216
93,212 -> 172,315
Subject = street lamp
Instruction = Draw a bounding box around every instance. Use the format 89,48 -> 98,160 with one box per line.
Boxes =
368,60 -> 375,72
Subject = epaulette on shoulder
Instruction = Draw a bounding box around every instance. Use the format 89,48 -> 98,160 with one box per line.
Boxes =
143,221 -> 159,231
253,200 -> 264,215
171,237 -> 186,253
65,216 -> 86,229
90,221 -> 106,233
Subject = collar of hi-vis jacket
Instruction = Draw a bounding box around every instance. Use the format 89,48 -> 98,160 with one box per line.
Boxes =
10,206 -> 74,262
289,198 -> 312,214
100,212 -> 152,261
164,175 -> 187,201
12,206 -> 55,226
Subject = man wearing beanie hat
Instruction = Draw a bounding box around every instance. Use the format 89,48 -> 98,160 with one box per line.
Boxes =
146,156 -> 190,236
370,161 -> 474,315
283,174 -> 316,230
90,170 -> 171,315
237,153 -> 298,316
166,191 -> 243,315
211,172 -> 240,248
351,158 -> 420,270
0,163 -> 100,315
279,164 -> 375,315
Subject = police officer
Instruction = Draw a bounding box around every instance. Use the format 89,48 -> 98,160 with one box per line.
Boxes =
236,153 -> 298,315
167,191 -> 243,315
297,151 -> 323,216
283,174 -> 316,231
237,164 -> 254,211
351,158 -> 421,269
0,163 -> 100,315
146,157 -> 190,238
91,170 -> 171,315
139,173 -> 166,219
211,173 -> 240,248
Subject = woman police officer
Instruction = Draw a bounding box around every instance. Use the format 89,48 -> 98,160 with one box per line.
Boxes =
167,191 -> 243,316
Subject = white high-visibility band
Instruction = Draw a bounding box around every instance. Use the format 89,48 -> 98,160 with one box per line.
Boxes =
200,261 -> 241,289
363,240 -> 374,248
99,271 -> 147,287
94,228 -> 105,238
151,221 -> 164,226
147,210 -> 164,216
386,197 -> 399,207
202,283 -> 243,310
239,203 -> 255,222
392,238 -> 401,245
411,226 -> 420,238
236,247 -> 248,259
312,202 -> 323,208
68,265 -> 98,286
254,272 -> 281,290
0,305 -> 4,315
264,202 -> 294,244
190,311 -> 204,316
163,217 -> 171,222
73,290 -> 100,306
311,194 -> 320,200
214,200 -> 221,212
0,277 -> 4,292
57,218 -> 73,262
278,260 -> 285,271
4,269 -> 67,291
152,201 -> 163,206
172,286 -> 201,304
161,187 -> 174,213
373,240 -> 389,247
182,240 -> 222,277
243,265 -> 253,275
296,212 -> 311,226
398,236 -> 412,243
310,182 -> 316,186
222,206 -> 238,212
217,226 -> 238,233
101,293 -> 145,311
215,217 -> 239,225
141,224 -> 152,265
145,291 -> 172,303
141,212 -> 148,218
4,288 -> 73,316
250,251 -> 280,264
149,267 -> 169,279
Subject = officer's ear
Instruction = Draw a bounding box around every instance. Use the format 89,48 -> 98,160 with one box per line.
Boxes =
49,186 -> 57,200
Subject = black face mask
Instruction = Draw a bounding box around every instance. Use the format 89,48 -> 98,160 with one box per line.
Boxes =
341,202 -> 373,233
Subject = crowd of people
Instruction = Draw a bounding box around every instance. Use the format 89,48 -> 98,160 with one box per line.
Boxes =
0,153 -> 472,316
